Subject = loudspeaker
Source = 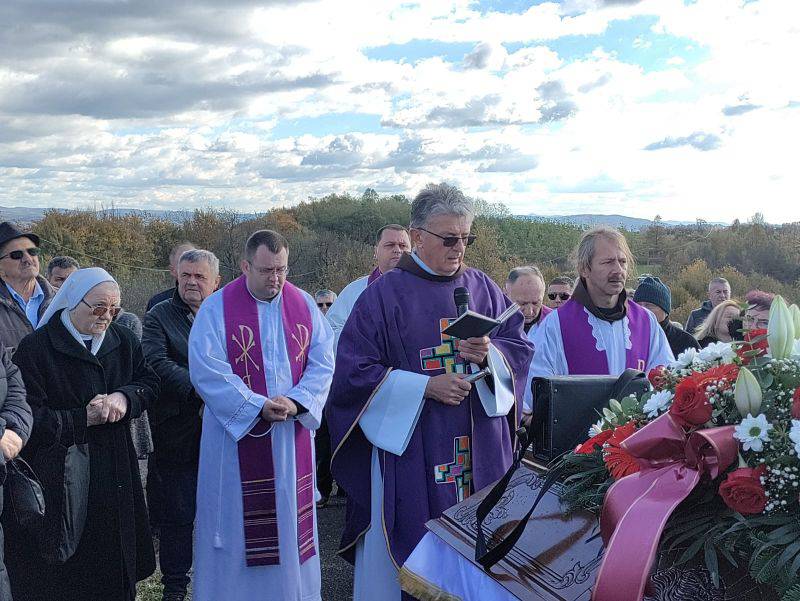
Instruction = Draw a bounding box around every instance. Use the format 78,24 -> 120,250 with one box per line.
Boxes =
530,369 -> 650,463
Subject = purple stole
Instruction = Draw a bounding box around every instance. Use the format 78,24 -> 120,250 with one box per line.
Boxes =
558,299 -> 651,374
367,266 -> 382,285
223,275 -> 315,567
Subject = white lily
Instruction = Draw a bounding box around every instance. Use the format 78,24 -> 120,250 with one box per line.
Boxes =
734,367 -> 763,418
767,295 -> 794,360
790,304 -> 800,340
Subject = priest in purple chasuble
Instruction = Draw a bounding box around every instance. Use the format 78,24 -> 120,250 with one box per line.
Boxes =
527,226 -> 674,414
326,184 -> 534,601
188,230 -> 334,601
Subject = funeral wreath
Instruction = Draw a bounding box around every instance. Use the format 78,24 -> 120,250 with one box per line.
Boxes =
554,296 -> 800,601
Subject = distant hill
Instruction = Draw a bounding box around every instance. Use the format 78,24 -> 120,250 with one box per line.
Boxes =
0,205 -> 260,226
521,213 -> 728,231
0,205 -> 726,231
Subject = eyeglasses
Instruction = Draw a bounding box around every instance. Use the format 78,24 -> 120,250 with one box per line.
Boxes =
317,302 -> 333,308
0,247 -> 40,261
548,292 -> 571,301
81,299 -> 122,318
418,228 -> 476,248
743,315 -> 769,329
252,265 -> 289,277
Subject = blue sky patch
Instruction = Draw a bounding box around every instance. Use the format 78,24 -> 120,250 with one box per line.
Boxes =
364,40 -> 476,64
270,113 -> 389,139
469,0 -> 552,14
505,15 -> 708,72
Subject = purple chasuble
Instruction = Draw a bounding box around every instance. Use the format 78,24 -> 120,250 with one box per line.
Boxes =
557,298 -> 651,374
327,255 -> 533,571
223,276 -> 316,567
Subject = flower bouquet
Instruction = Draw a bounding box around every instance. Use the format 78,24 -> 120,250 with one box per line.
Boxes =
554,296 -> 800,601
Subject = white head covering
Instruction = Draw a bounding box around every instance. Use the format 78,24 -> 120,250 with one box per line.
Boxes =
37,267 -> 118,329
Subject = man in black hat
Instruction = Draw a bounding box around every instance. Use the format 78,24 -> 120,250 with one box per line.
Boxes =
0,222 -> 56,352
634,275 -> 699,358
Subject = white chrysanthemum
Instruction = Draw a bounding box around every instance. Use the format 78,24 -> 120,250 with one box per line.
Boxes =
698,341 -> 737,365
734,414 -> 773,453
642,390 -> 674,418
670,347 -> 699,370
588,418 -> 604,438
789,420 -> 800,457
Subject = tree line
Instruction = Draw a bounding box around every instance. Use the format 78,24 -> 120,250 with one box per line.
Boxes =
23,191 -> 800,325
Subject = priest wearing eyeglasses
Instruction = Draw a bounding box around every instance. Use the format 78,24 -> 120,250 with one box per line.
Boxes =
0,221 -> 56,353
188,230 -> 335,600
326,183 -> 533,601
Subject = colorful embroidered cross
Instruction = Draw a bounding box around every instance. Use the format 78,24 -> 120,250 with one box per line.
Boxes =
419,318 -> 467,374
434,436 -> 472,503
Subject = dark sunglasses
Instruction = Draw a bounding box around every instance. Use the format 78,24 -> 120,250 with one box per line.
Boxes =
418,227 -> 476,247
81,299 -> 122,318
317,302 -> 333,308
548,292 -> 571,301
0,247 -> 40,261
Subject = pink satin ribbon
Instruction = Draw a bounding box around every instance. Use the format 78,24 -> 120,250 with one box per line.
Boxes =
593,413 -> 737,601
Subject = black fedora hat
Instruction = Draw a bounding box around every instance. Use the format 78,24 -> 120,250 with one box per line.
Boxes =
0,221 -> 40,250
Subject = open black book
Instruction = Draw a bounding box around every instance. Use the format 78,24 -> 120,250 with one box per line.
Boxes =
441,303 -> 519,339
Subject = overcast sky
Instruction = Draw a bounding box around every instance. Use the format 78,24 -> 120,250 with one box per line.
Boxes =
0,0 -> 797,222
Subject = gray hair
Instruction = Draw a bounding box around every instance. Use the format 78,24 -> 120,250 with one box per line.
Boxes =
46,255 -> 80,277
179,248 -> 219,276
549,275 -> 574,288
315,289 -> 337,300
506,266 -> 544,285
709,277 -> 730,289
409,183 -> 474,229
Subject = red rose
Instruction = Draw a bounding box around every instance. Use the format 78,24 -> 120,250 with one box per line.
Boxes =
575,429 -> 614,454
719,465 -> 767,515
669,372 -> 713,428
792,388 -> 800,420
737,329 -> 769,365
648,366 -> 668,391
603,421 -> 640,480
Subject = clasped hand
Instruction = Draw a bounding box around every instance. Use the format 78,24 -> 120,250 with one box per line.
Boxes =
261,395 -> 298,422
455,336 -> 490,365
86,393 -> 128,426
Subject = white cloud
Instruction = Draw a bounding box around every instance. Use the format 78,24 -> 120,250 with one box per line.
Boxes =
0,0 -> 796,222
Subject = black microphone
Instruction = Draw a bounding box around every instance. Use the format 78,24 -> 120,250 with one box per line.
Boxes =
454,287 -> 471,373
454,287 -> 470,317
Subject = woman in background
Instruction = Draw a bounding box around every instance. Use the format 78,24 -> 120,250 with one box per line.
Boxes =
694,299 -> 741,347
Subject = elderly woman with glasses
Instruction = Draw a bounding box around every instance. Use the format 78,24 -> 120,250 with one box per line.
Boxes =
7,267 -> 158,601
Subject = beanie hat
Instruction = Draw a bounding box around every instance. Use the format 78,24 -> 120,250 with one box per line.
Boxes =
633,276 -> 671,315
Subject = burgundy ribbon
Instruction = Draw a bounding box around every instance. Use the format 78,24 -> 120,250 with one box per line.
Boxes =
593,413 -> 737,601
